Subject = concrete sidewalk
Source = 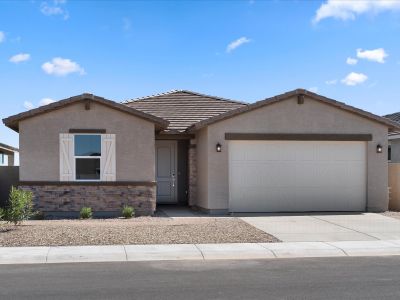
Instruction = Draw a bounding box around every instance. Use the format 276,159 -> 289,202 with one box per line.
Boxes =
3,240 -> 400,264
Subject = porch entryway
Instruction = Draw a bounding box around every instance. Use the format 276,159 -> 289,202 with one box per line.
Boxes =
155,139 -> 189,205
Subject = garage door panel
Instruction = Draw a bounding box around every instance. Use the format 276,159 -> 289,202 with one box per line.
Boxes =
229,141 -> 366,212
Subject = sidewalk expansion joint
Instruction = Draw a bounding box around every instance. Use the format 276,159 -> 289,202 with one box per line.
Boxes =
257,243 -> 277,258
123,245 -> 128,261
323,242 -> 349,256
310,215 -> 379,241
45,247 -> 51,263
194,244 -> 205,260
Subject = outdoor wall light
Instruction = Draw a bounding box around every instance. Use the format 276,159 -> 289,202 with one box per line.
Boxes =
377,144 -> 383,154
216,143 -> 222,152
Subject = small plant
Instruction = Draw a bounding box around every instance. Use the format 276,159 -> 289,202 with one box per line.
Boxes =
80,207 -> 92,219
121,205 -> 135,219
0,207 -> 4,221
4,187 -> 34,225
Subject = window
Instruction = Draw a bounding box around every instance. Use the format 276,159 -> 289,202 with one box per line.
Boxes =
74,135 -> 101,180
60,133 -> 115,182
0,153 -> 4,165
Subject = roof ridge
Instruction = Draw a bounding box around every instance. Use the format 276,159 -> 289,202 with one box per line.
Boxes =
122,90 -> 180,103
122,89 -> 247,105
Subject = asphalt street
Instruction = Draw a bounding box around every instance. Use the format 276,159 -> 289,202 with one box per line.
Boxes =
1,257 -> 400,299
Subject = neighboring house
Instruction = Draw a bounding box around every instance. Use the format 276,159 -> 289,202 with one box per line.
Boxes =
0,142 -> 18,166
2,89 -> 399,217
384,112 -> 400,162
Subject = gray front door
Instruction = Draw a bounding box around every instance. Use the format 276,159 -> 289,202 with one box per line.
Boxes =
155,140 -> 177,204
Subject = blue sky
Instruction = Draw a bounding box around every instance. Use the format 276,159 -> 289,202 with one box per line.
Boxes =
1,0 -> 400,147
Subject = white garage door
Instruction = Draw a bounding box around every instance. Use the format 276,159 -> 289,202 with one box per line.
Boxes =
229,141 -> 367,212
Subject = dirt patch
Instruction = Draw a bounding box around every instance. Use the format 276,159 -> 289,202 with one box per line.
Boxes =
0,217 -> 279,247
381,211 -> 400,220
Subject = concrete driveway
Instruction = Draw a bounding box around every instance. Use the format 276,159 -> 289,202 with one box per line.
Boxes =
241,213 -> 400,242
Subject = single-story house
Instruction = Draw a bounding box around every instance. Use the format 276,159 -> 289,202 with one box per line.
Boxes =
2,89 -> 399,217
383,112 -> 400,162
0,142 -> 18,166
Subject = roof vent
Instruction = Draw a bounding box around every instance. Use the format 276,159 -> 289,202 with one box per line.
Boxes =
297,94 -> 305,105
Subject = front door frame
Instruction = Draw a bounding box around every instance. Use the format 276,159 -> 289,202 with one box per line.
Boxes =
155,140 -> 178,204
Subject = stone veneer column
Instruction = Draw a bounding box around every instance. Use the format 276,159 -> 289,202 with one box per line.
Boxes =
188,139 -> 197,206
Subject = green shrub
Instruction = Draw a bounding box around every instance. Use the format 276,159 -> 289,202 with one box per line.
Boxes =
0,207 -> 4,221
5,186 -> 34,225
80,207 -> 92,219
121,205 -> 135,218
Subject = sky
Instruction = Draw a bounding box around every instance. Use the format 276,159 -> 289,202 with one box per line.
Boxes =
1,0 -> 400,148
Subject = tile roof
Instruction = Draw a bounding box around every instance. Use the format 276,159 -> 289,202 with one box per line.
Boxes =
384,112 -> 400,136
384,112 -> 400,123
124,90 -> 246,132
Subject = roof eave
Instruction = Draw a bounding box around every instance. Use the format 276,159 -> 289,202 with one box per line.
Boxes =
0,143 -> 19,153
2,93 -> 169,132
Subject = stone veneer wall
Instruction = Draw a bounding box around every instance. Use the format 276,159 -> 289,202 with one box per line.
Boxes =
20,184 -> 156,216
188,139 -> 197,206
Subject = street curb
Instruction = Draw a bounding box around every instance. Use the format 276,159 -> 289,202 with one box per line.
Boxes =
2,240 -> 400,264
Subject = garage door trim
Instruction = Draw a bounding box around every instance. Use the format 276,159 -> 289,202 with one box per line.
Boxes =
225,133 -> 372,141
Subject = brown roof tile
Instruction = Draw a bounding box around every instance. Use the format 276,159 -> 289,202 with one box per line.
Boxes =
384,112 -> 400,123
124,90 -> 246,132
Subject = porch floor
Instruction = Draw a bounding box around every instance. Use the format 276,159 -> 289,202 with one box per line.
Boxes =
157,205 -> 203,218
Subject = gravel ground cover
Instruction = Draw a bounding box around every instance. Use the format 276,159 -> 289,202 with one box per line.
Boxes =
0,217 -> 279,247
381,211 -> 400,220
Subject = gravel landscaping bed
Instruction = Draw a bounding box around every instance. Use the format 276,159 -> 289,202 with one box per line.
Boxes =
381,211 -> 400,220
0,217 -> 279,247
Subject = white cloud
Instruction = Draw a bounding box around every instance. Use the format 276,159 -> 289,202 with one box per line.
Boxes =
0,31 -> 4,43
341,72 -> 368,86
9,53 -> 31,63
308,87 -> 319,93
39,98 -> 55,106
226,37 -> 251,53
356,48 -> 388,63
24,101 -> 35,110
325,79 -> 338,85
346,57 -> 358,65
122,17 -> 132,31
42,57 -> 85,76
313,0 -> 400,23
24,98 -> 55,110
40,0 -> 69,20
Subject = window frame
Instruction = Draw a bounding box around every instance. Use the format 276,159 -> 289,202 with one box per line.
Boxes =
73,134 -> 102,182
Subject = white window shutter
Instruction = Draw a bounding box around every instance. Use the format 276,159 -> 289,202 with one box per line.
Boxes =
101,134 -> 116,181
59,133 -> 74,181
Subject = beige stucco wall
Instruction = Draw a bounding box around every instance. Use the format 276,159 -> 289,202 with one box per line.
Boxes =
19,102 -> 156,182
390,139 -> 400,163
389,163 -> 400,210
195,95 -> 389,212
